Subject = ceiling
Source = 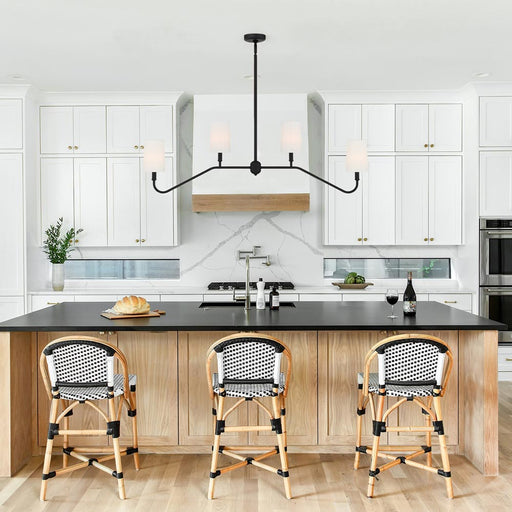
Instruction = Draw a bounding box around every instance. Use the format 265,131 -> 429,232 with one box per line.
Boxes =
1,0 -> 511,93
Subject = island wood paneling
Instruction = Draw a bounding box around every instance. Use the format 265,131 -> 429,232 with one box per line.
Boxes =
248,331 -> 318,446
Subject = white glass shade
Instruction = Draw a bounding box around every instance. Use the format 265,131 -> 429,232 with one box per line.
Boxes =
281,121 -> 302,152
346,140 -> 368,172
143,140 -> 165,173
210,122 -> 231,152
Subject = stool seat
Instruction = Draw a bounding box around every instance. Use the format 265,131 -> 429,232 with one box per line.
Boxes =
59,374 -> 137,401
358,372 -> 435,398
213,372 -> 285,397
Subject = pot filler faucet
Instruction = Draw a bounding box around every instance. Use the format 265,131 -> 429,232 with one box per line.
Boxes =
233,246 -> 271,310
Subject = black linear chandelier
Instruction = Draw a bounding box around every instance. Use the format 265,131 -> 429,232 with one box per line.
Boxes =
149,33 -> 363,195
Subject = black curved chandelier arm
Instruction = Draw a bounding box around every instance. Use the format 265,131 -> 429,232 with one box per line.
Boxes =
260,165 -> 360,194
151,164 -> 251,195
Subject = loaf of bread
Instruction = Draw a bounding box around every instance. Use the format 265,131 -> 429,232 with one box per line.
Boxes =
113,296 -> 151,315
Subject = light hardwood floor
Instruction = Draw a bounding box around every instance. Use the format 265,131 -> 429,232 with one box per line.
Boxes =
1,382 -> 511,511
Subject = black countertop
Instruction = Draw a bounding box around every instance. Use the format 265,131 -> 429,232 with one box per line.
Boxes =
0,301 -> 505,332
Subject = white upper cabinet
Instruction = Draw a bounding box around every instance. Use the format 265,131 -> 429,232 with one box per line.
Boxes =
0,99 -> 23,149
428,104 -> 462,151
328,105 -> 361,153
328,104 -> 394,153
40,106 -> 106,154
428,156 -> 462,244
107,158 -> 141,245
73,158 -> 107,246
396,156 -> 461,245
40,158 -> 74,236
325,156 -> 395,245
396,105 -> 429,151
396,104 -> 461,152
480,152 -> 512,216
362,105 -> 395,151
107,105 -> 173,154
40,106 -> 73,154
0,154 -> 23,294
140,106 -> 173,152
73,107 -> 106,153
480,97 -> 512,147
141,157 -> 177,246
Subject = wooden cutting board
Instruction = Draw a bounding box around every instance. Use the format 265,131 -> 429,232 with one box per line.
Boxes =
101,310 -> 165,320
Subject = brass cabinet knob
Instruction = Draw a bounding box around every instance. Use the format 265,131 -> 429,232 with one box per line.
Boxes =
430,237 -> 434,241
430,144 -> 434,148
74,145 -> 78,150
141,238 -> 146,243
424,143 -> 428,148
424,237 -> 428,241
67,145 -> 73,150
134,145 -> 139,149
363,237 -> 368,241
357,237 -> 362,241
74,239 -> 79,243
140,145 -> 144,149
135,239 -> 140,243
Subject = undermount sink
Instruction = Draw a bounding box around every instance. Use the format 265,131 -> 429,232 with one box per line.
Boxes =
199,301 -> 296,308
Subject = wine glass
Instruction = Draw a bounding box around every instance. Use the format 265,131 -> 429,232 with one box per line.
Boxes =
385,289 -> 399,318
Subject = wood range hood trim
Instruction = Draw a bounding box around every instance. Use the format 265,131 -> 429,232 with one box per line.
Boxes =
191,193 -> 310,212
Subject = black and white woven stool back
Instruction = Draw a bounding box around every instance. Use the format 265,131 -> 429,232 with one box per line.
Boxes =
44,340 -> 116,389
215,337 -> 284,387
376,339 -> 448,388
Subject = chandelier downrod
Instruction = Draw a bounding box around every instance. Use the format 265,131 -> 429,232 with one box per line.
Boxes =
152,33 -> 361,195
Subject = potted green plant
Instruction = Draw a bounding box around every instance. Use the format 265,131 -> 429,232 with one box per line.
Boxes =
42,218 -> 83,291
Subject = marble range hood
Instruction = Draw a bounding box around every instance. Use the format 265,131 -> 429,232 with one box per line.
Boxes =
191,94 -> 310,212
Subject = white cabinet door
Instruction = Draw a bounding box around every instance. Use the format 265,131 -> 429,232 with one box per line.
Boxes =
107,158 -> 141,246
0,99 -> 23,149
363,156 -> 395,245
40,106 -> 74,154
73,106 -> 106,154
362,104 -> 395,151
428,104 -> 462,152
395,156 -> 429,244
140,106 -> 173,153
428,156 -> 462,245
0,154 -> 23,294
0,297 -> 24,321
106,106 -> 140,153
328,105 -> 361,153
396,104 -> 429,152
40,158 -> 74,238
325,156 -> 363,245
141,157 -> 177,246
74,158 -> 107,246
480,97 -> 512,147
480,152 -> 512,216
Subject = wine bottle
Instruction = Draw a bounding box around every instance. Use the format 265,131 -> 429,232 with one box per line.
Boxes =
269,284 -> 280,310
403,271 -> 417,316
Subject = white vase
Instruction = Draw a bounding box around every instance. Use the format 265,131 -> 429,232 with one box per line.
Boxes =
52,263 -> 65,291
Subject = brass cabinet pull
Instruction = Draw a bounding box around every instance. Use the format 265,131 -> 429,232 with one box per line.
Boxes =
46,302 -> 59,305
506,358 -> 512,361
357,237 -> 362,241
444,300 -> 457,304
67,145 -> 73,150
430,237 -> 434,241
140,145 -> 144,149
363,237 -> 368,241
135,239 -> 140,243
134,145 -> 139,149
108,331 -> 115,336
424,237 -> 428,242
99,331 -> 105,335
430,144 -> 434,148
424,143 -> 428,148
74,239 -> 79,243
74,145 -> 78,150
141,238 -> 146,243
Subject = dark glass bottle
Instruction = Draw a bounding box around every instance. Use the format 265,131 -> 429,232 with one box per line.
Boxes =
269,285 -> 280,310
403,271 -> 417,316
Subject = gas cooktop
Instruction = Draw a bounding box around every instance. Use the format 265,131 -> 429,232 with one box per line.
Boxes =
207,281 -> 294,291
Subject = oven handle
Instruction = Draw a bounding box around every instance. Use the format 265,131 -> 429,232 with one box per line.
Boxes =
484,288 -> 512,293
485,231 -> 512,235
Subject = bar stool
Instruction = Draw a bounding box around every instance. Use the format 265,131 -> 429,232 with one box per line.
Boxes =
354,333 -> 454,499
39,335 -> 140,501
206,332 -> 292,499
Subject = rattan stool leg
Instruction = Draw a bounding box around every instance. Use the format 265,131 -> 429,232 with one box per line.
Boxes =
129,392 -> 140,471
109,397 -> 126,500
208,395 -> 225,499
367,393 -> 385,498
354,385 -> 365,470
425,397 -> 433,467
40,398 -> 59,501
280,395 -> 288,450
273,395 -> 291,499
433,396 -> 453,499
62,405 -> 70,469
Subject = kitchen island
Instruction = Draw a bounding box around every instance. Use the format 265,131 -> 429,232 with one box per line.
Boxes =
0,301 -> 504,478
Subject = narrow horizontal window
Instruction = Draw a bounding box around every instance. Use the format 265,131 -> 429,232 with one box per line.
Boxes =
64,259 -> 180,280
324,258 -> 451,280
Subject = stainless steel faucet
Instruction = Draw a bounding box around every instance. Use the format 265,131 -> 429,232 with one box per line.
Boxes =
233,254 -> 252,310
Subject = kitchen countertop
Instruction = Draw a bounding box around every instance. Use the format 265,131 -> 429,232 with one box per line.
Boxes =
0,301 -> 503,332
